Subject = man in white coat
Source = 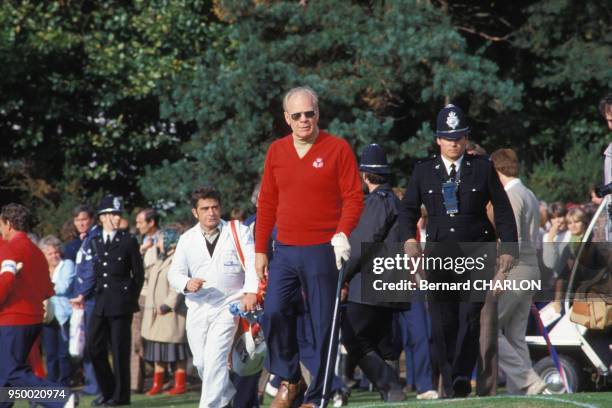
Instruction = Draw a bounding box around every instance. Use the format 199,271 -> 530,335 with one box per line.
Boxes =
168,186 -> 259,408
490,149 -> 547,395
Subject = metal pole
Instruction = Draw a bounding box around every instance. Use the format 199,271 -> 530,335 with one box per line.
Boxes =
320,261 -> 347,408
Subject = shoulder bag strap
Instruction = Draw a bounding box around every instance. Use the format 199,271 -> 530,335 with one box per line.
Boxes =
230,220 -> 247,271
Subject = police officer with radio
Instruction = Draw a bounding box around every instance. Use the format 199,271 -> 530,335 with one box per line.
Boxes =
341,144 -> 406,403
88,195 -> 144,406
399,104 -> 517,398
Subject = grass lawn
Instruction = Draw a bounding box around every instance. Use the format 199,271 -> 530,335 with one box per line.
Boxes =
15,389 -> 612,407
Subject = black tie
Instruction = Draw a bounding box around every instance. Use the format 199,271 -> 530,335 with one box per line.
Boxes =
450,163 -> 457,180
105,235 -> 111,247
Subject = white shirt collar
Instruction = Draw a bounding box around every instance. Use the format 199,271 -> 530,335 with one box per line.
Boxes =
103,230 -> 117,243
200,221 -> 223,237
440,154 -> 464,178
504,178 -> 521,191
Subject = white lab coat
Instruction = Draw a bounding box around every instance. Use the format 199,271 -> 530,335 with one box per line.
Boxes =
167,220 -> 259,408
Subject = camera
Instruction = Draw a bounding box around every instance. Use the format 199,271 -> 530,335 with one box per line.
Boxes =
595,181 -> 612,198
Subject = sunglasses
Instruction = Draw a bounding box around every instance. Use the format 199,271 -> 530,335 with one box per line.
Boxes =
289,110 -> 316,121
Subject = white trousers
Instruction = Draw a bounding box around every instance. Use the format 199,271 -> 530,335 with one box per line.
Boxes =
186,299 -> 238,408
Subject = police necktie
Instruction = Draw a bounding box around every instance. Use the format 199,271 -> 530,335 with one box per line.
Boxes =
105,234 -> 111,248
449,163 -> 457,181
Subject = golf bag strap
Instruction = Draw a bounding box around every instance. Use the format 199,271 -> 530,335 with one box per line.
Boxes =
230,220 -> 247,271
230,219 -> 268,305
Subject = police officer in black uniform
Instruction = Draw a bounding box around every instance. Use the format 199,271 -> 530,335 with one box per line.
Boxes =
399,105 -> 517,398
341,144 -> 406,402
88,195 -> 144,406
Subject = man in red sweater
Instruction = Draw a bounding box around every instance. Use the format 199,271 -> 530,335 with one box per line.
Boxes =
0,204 -> 72,407
256,86 -> 363,408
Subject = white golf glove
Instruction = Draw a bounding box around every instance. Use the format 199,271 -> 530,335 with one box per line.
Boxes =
331,232 -> 351,270
1,260 -> 22,275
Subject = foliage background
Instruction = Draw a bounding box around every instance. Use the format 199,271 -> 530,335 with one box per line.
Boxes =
1,0 -> 610,234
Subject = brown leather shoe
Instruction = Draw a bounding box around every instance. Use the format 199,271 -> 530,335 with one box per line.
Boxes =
270,379 -> 306,408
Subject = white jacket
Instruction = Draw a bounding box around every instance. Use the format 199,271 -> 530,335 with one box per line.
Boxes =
167,220 -> 259,309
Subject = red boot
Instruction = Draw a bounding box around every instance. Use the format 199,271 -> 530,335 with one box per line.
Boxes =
146,372 -> 164,396
165,370 -> 187,395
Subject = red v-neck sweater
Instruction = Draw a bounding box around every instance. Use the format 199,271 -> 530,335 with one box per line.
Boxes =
255,131 -> 364,252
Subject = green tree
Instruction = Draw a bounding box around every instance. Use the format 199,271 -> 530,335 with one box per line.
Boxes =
526,121 -> 607,203
0,0 -> 213,232
142,0 -> 522,218
432,0 -> 610,201
3,0 -> 607,232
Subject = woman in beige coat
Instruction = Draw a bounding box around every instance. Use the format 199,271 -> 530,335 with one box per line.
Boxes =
141,227 -> 189,395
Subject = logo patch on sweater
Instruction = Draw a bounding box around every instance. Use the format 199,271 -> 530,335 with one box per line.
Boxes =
312,157 -> 324,169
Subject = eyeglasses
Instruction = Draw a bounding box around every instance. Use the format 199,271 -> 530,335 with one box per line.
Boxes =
289,110 -> 316,121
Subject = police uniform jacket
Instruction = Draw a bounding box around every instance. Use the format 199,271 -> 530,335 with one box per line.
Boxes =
92,229 -> 144,317
399,154 -> 517,255
345,183 -> 403,306
74,225 -> 100,302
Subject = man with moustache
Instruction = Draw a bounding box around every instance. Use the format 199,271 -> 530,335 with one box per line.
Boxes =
167,186 -> 260,408
399,104 -> 517,398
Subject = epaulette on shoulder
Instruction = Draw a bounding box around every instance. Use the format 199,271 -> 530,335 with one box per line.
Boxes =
468,153 -> 491,161
416,154 -> 436,165
375,189 -> 389,198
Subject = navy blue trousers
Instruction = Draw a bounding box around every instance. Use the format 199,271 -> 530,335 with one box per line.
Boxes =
297,305 -> 345,394
82,300 -> 100,395
232,298 -> 345,408
397,299 -> 434,393
428,300 -> 483,396
262,242 -> 339,403
230,372 -> 260,408
268,304 -> 345,389
41,320 -> 71,386
87,313 -> 132,404
0,324 -> 67,408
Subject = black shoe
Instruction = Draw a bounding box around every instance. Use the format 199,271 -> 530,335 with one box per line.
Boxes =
383,388 -> 406,402
90,396 -> 108,407
452,377 -> 471,398
81,387 -> 100,396
342,377 -> 359,389
104,400 -> 130,406
357,351 -> 406,402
